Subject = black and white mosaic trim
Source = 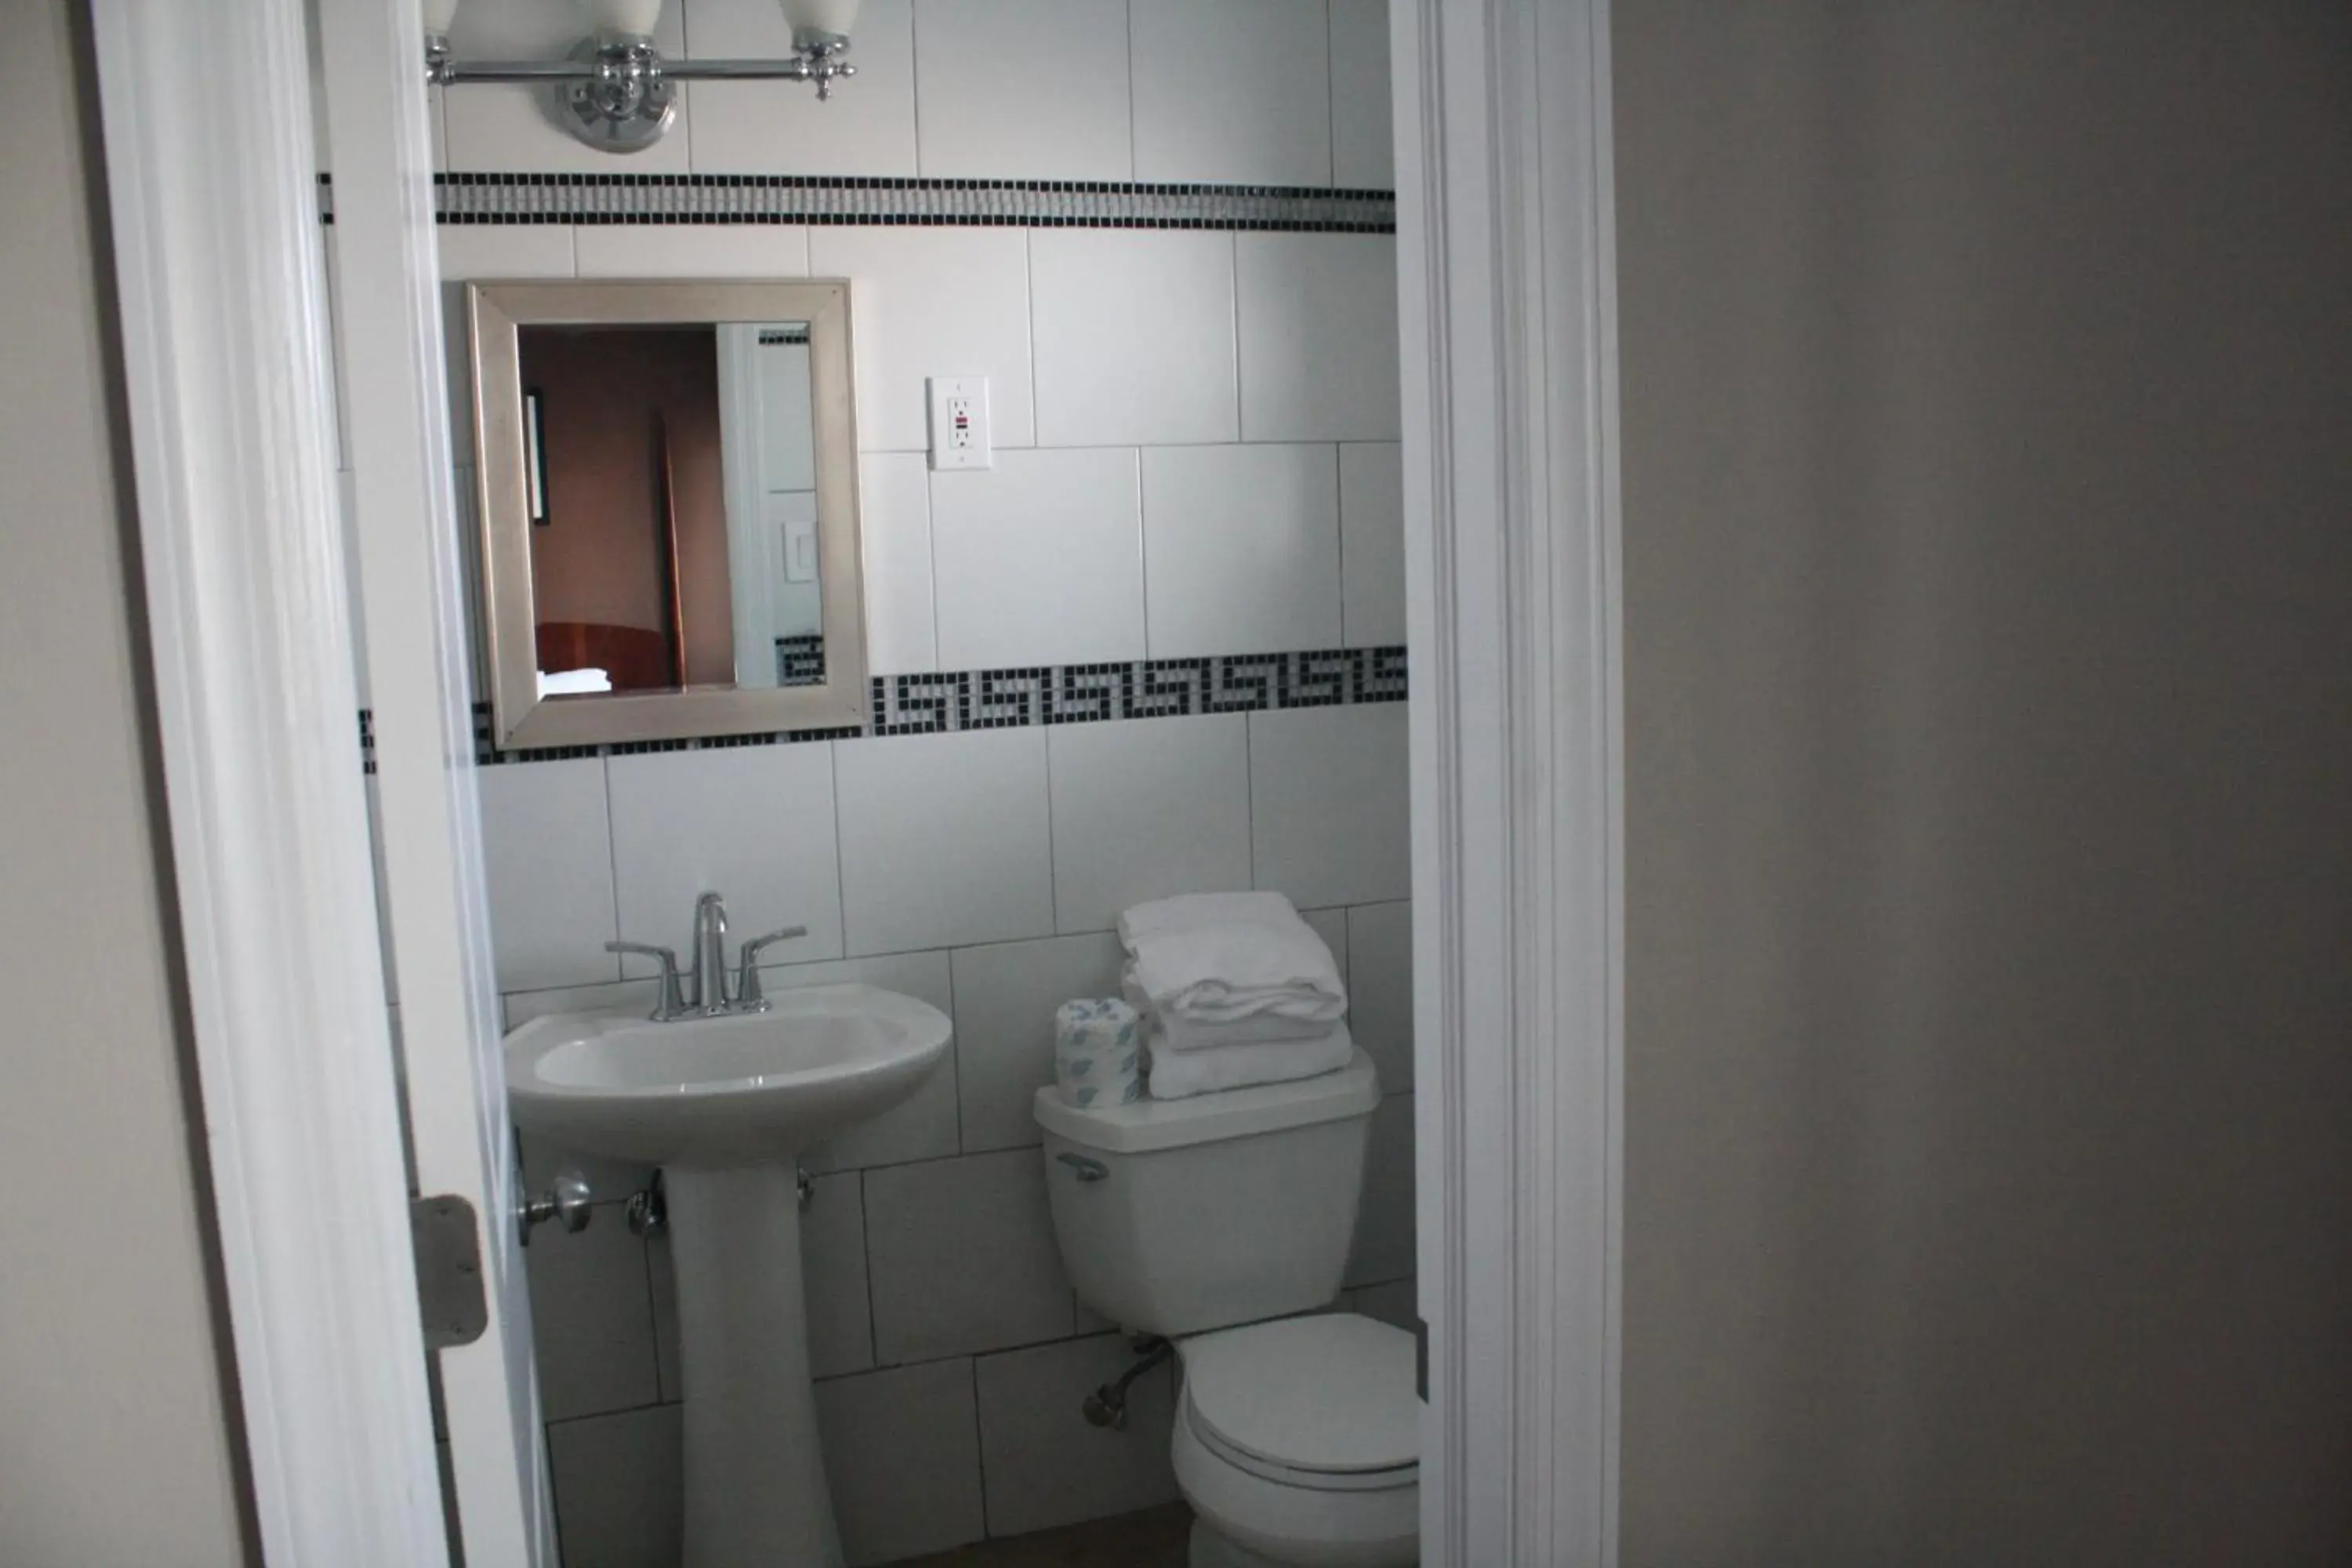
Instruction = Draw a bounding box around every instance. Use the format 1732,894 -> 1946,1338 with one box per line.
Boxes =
319,173 -> 1393,234
775,633 -> 826,688
358,644 -> 1404,770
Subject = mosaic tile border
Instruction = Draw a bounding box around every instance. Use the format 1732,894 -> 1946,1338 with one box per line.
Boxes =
358,644 -> 1405,769
319,173 -> 1394,233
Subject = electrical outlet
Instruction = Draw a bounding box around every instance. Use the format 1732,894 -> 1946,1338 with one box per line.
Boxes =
927,376 -> 993,470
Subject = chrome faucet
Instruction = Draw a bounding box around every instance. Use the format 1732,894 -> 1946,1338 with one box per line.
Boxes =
607,891 -> 808,1022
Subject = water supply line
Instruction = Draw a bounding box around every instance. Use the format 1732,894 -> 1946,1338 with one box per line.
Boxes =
1081,1337 -> 1171,1430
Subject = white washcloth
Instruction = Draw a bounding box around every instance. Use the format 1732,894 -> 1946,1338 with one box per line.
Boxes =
1119,892 -> 1346,1026
1146,1022 -> 1355,1101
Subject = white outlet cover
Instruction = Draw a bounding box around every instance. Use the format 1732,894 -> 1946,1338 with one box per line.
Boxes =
927,376 -> 993,471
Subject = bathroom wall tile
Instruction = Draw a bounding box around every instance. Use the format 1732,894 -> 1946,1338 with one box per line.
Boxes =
1353,1277 -> 1417,1334
1047,713 -> 1254,935
1339,441 -> 1407,647
545,1403 -> 684,1568
526,1203 -> 660,1422
815,1359 -> 986,1566
930,448 -> 1145,669
1345,900 -> 1413,1092
1130,0 -> 1332,186
766,949 -> 960,1173
442,0 -> 693,174
975,1334 -> 1180,1537
1142,445 -> 1342,659
1030,232 -> 1238,448
605,742 -> 847,978
477,760 -> 620,993
1346,1092 -> 1414,1288
1237,232 -> 1401,442
835,728 -> 1055,956
951,932 -> 1127,1152
913,0 -> 1132,180
808,227 -> 1034,452
1328,0 -> 1396,190
858,452 -> 937,674
863,1149 -> 1074,1362
650,1168 -> 870,1397
573,224 -> 811,278
685,0 -> 919,176
1300,905 -> 1351,980
1249,704 -> 1411,909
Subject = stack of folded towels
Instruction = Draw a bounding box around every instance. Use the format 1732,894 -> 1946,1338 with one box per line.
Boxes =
1119,891 -> 1353,1101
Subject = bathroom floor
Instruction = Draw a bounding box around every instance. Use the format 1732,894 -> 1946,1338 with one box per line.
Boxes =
894,1504 -> 1193,1567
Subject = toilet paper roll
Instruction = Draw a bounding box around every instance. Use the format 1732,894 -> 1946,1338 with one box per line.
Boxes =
1054,998 -> 1144,1109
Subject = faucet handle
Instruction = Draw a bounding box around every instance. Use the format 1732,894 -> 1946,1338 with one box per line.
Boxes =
606,941 -> 689,1020
733,926 -> 810,1011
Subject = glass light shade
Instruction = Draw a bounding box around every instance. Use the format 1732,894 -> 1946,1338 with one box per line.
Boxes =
578,0 -> 664,36
422,0 -> 459,34
782,0 -> 860,38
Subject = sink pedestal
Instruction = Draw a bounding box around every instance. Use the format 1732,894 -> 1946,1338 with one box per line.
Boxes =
665,1162 -> 843,1568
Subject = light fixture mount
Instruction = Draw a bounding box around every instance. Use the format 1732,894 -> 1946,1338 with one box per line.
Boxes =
426,12 -> 856,154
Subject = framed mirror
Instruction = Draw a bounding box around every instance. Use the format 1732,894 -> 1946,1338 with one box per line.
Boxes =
466,279 -> 866,750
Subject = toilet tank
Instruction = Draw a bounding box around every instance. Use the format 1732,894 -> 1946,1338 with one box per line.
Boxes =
1032,1051 -> 1381,1338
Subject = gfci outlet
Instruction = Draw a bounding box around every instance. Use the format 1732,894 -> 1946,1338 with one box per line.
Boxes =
927,376 -> 993,470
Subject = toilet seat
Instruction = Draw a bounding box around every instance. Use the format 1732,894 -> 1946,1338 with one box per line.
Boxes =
1171,1313 -> 1420,1568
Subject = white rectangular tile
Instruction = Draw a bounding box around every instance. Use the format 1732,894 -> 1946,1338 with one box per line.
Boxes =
837,728 -> 1056,953
975,1334 -> 1180,1537
1249,704 -> 1410,907
1347,1092 -> 1414,1287
913,0 -> 1132,180
1131,0 -> 1332,186
815,1359 -> 985,1566
809,227 -> 1034,452
929,448 -> 1144,668
651,1168 -> 871,1395
1030,231 -> 1238,448
1328,0 -> 1396,190
1048,713 -> 1254,934
574,224 -> 811,278
437,230 -> 574,466
1237,232 -> 1402,442
546,1405 -> 684,1568
443,0 -> 692,173
1142,444 -> 1341,658
950,932 -> 1127,1152
477,758 -> 620,992
1345,900 -> 1411,1092
685,0 -> 919,176
777,949 -> 962,1172
525,1204 -> 659,1422
857,452 -> 937,673
1339,441 -> 1406,646
1300,905 -> 1350,978
863,1149 -> 1075,1361
605,743 -> 846,977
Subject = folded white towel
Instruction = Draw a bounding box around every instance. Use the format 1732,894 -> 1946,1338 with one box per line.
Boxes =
1146,1022 -> 1356,1101
1122,968 -> 1340,1051
1120,891 -> 1346,1025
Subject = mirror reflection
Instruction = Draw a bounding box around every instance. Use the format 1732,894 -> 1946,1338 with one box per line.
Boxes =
518,321 -> 825,699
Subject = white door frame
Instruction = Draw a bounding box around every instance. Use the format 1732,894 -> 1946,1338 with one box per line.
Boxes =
89,0 -> 1624,1559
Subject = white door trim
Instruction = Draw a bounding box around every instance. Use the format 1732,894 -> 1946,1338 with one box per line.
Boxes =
86,2 -> 450,1563
1396,2 -> 1625,1563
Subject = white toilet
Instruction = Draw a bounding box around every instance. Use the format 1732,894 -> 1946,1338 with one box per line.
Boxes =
1032,1051 -> 1417,1568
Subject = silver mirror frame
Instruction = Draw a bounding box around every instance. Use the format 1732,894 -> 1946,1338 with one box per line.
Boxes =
466,278 -> 869,750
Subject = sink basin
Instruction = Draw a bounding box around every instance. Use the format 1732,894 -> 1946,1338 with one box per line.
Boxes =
505,982 -> 953,1168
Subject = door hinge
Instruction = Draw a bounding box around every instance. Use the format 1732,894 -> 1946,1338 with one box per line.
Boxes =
411,1193 -> 488,1351
1416,1316 -> 1429,1403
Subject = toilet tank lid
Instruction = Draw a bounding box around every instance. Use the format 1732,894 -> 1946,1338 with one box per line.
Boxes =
1031,1050 -> 1379,1153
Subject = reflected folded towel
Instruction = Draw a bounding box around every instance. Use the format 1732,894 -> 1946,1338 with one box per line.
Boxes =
1119,891 -> 1346,1029
1145,1021 -> 1355,1101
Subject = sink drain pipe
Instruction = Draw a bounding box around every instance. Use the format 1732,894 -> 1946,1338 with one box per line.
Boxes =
1081,1337 -> 1171,1430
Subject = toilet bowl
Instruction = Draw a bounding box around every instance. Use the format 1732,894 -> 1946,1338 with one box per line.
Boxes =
1031,1054 -> 1416,1566
1171,1314 -> 1418,1568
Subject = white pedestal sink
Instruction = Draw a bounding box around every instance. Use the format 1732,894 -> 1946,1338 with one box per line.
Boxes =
505,983 -> 953,1568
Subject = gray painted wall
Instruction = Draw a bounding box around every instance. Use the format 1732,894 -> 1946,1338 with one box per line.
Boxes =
1614,4 -> 2352,1563
0,5 -> 251,1563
